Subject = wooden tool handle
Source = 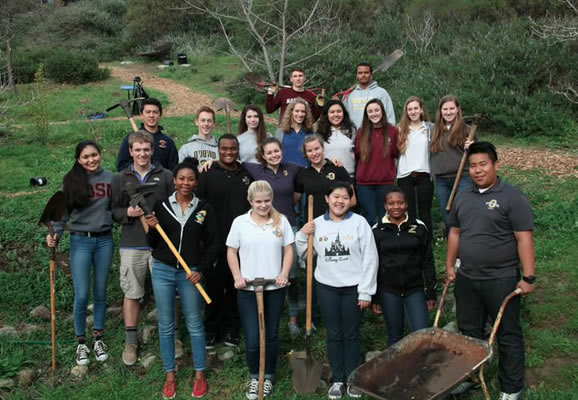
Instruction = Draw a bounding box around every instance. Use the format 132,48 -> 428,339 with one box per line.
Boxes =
305,195 -> 314,334
129,116 -> 139,132
445,123 -> 479,212
154,224 -> 212,304
256,291 -> 266,400
49,259 -> 56,373
139,215 -> 149,233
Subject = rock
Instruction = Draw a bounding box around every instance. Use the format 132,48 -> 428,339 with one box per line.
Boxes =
70,365 -> 88,378
205,354 -> 224,370
20,324 -> 40,335
86,315 -> 94,326
87,303 -> 94,313
0,378 -> 14,389
0,326 -> 18,337
217,348 -> 236,361
141,354 -> 156,370
443,320 -> 459,333
365,350 -> 382,362
107,306 -> 122,316
30,305 -> 51,320
141,325 -> 156,344
146,308 -> 157,321
18,369 -> 36,387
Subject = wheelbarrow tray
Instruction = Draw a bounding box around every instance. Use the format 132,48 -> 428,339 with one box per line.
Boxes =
348,327 -> 492,400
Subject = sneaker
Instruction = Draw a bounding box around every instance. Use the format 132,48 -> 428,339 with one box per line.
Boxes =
92,339 -> 109,362
122,343 -> 138,366
224,333 -> 240,347
288,322 -> 301,337
498,388 -> 524,400
450,381 -> 479,395
162,379 -> 177,400
76,343 -> 90,366
246,378 -> 259,400
174,339 -> 184,359
328,382 -> 345,399
263,379 -> 273,397
205,334 -> 216,350
192,376 -> 208,398
347,384 -> 362,398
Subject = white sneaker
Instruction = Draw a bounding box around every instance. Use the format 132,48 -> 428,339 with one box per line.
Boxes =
76,343 -> 90,366
347,384 -> 362,398
246,378 -> 259,400
263,379 -> 273,397
92,339 -> 109,362
328,382 -> 345,399
498,389 -> 524,400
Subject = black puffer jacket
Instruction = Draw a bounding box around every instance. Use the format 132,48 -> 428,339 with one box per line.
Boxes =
372,215 -> 436,300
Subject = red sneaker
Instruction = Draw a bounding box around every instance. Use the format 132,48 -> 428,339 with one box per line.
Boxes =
162,379 -> 177,400
192,376 -> 208,398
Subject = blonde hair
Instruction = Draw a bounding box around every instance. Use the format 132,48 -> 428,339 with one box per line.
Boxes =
247,180 -> 282,230
398,96 -> 429,154
279,98 -> 314,133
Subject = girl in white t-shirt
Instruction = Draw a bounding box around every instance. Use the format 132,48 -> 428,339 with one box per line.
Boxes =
226,180 -> 294,399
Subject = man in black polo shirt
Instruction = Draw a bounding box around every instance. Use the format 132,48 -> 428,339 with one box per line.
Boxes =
196,134 -> 253,348
445,142 -> 536,400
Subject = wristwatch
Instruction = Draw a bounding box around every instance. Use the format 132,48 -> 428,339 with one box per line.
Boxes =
522,275 -> 536,284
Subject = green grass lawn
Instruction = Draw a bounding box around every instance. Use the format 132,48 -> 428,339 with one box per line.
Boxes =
1,69 -> 577,399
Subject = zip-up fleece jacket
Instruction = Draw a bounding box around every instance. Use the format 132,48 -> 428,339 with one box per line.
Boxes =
354,125 -> 399,185
343,80 -> 396,128
147,197 -> 218,275
372,215 -> 436,300
111,163 -> 174,247
178,134 -> 219,166
116,124 -> 178,172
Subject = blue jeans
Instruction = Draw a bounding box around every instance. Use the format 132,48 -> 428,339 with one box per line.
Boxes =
435,175 -> 472,236
152,260 -> 205,372
238,288 -> 286,379
356,184 -> 393,225
316,281 -> 362,383
69,233 -> 113,337
287,226 -> 300,318
377,290 -> 430,346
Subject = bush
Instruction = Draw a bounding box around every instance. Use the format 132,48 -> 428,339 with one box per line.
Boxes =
44,50 -> 110,85
12,49 -> 49,84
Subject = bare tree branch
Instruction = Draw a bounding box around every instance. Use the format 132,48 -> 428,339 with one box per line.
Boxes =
405,11 -> 438,52
529,0 -> 578,44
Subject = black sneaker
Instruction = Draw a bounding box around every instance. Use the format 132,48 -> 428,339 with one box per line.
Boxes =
224,333 -> 240,347
205,334 -> 216,350
92,339 -> 109,362
76,343 -> 90,366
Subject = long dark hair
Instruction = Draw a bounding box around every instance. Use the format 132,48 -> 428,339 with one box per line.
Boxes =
431,95 -> 468,153
238,104 -> 268,146
357,98 -> 390,162
62,141 -> 101,210
316,100 -> 356,142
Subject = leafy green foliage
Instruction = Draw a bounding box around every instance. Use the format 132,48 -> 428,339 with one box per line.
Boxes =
44,50 -> 111,85
125,0 -> 186,42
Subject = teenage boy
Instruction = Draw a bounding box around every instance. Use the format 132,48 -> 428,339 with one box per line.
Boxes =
196,134 -> 253,348
343,63 -> 395,128
178,106 -> 219,166
116,98 -> 179,172
111,130 -> 174,366
265,67 -> 322,123
446,142 -> 535,400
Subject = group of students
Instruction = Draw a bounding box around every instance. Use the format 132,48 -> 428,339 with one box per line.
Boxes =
44,62 -> 535,400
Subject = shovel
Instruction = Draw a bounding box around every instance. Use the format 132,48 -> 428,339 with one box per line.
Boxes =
215,97 -> 237,135
291,195 -> 323,394
38,191 -> 68,373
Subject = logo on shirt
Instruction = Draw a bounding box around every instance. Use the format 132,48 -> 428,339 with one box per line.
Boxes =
283,170 -> 288,176
408,225 -> 417,234
159,140 -> 167,149
319,236 -> 329,242
272,227 -> 283,238
324,233 -> 350,257
485,199 -> 500,210
195,210 -> 207,224
326,172 -> 335,181
242,176 -> 251,186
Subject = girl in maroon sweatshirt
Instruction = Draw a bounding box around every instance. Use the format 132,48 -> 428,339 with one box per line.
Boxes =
354,98 -> 399,225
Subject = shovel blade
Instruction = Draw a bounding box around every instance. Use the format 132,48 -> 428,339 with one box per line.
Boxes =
290,352 -> 324,394
39,191 -> 67,226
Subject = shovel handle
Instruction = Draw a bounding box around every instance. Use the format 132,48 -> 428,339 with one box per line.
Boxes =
305,195 -> 314,334
153,224 -> 212,304
256,290 -> 266,400
433,279 -> 452,329
445,123 -> 479,212
49,259 -> 56,373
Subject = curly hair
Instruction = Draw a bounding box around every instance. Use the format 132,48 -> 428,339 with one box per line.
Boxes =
279,98 -> 314,133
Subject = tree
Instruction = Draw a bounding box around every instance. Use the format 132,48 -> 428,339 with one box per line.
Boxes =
180,0 -> 340,85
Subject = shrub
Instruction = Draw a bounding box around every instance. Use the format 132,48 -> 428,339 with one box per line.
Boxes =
44,50 -> 110,85
12,49 -> 50,84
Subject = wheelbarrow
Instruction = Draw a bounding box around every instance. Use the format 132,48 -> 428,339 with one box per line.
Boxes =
348,280 -> 522,400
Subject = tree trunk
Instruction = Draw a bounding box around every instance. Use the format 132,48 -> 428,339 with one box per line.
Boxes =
6,37 -> 14,92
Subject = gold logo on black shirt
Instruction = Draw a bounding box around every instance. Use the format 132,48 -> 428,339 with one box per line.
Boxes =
242,176 -> 251,185
326,172 -> 335,180
486,199 -> 500,210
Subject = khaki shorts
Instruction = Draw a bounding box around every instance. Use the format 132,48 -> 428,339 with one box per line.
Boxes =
119,248 -> 152,299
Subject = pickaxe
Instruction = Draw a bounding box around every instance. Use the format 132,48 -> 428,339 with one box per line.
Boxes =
215,97 -> 237,135
106,97 -> 146,132
124,182 -> 212,304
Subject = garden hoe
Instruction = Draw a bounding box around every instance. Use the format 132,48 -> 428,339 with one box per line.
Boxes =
106,97 -> 146,132
38,190 -> 68,374
291,195 -> 323,394
215,97 -> 237,135
445,114 -> 482,212
123,181 -> 212,304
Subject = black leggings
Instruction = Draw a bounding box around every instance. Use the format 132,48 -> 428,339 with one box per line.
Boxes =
397,174 -> 433,237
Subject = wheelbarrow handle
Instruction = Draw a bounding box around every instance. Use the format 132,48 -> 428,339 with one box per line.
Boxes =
488,288 -> 522,346
433,279 -> 452,328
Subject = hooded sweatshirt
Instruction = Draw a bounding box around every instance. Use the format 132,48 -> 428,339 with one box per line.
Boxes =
343,81 -> 395,129
178,134 -> 219,166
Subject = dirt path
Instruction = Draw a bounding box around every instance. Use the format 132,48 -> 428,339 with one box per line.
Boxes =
108,63 -> 578,178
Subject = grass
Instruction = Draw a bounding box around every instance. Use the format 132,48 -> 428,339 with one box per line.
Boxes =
1,68 -> 577,399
